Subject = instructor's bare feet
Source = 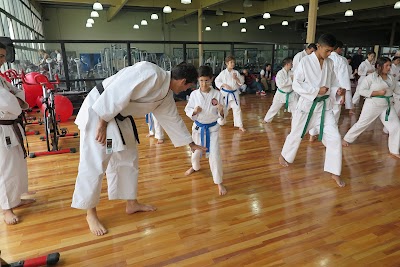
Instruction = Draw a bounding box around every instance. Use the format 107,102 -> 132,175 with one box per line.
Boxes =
14,199 -> 36,209
390,153 -> 400,159
342,140 -> 349,147
86,208 -> 107,236
218,184 -> 227,196
157,139 -> 164,144
3,209 -> 18,225
279,155 -> 289,167
309,135 -> 317,142
185,167 -> 196,176
239,127 -> 246,132
332,175 -> 345,187
126,200 -> 156,214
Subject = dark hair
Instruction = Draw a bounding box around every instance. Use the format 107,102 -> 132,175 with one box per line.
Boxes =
367,51 -> 376,56
198,65 -> 213,78
282,57 -> 292,66
225,55 -> 235,63
264,63 -> 271,68
393,56 -> 400,61
317,33 -> 337,48
307,43 -> 317,50
375,57 -> 391,75
334,40 -> 344,50
0,42 -> 6,50
171,62 -> 198,84
346,55 -> 352,60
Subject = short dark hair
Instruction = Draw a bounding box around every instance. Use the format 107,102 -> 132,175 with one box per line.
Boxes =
171,62 -> 198,84
393,56 -> 400,61
307,43 -> 317,50
282,57 -> 292,66
198,65 -> 213,78
346,55 -> 352,60
334,40 -> 344,50
367,51 -> 376,56
317,33 -> 337,48
0,42 -> 6,50
225,55 -> 235,63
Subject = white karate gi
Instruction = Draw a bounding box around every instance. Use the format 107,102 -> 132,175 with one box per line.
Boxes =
353,59 -> 375,105
281,52 -> 342,176
146,113 -> 164,140
215,68 -> 244,128
292,50 -> 308,72
263,68 -> 298,122
344,73 -> 400,155
390,63 -> 400,82
185,88 -> 225,184
0,76 -> 29,210
72,62 -> 192,209
345,63 -> 354,109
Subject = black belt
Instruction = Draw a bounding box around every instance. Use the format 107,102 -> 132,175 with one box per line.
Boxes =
0,116 -> 27,158
96,83 -> 140,144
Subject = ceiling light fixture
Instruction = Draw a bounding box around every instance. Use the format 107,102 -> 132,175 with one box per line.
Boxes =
295,5 -> 304,12
240,17 -> 247,23
93,1 -> 103,11
133,24 -> 139,29
259,24 -> 265,30
263,12 -> 271,19
87,18 -> 95,24
205,26 -> 211,31
181,0 -> 191,4
222,21 -> 228,27
282,20 -> 288,26
163,5 -> 172,13
340,0 -> 351,2
90,11 -> 99,18
395,1 -> 400,9
241,28 -> 247,32
86,22 -> 93,27
151,13 -> 159,20
344,9 -> 353,16
141,19 -> 148,25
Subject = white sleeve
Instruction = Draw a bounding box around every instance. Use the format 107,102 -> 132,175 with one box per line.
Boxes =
358,62 -> 367,76
0,89 -> 23,116
214,72 -> 224,89
275,70 -> 290,89
358,76 -> 374,98
337,59 -> 351,91
152,92 -> 192,147
184,91 -> 197,121
292,61 -> 319,101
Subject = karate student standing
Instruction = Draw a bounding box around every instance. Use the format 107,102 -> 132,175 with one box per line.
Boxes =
214,55 -> 246,131
343,57 -> 400,158
352,51 -> 376,108
184,66 -> 227,195
263,57 -> 298,123
279,34 -> 346,188
71,62 -> 206,236
0,42 -> 35,225
145,113 -> 164,144
292,43 -> 317,72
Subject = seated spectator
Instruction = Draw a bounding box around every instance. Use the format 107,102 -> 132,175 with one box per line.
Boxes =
240,69 -> 264,95
260,63 -> 273,92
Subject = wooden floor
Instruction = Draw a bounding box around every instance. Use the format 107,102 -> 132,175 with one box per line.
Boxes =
1,94 -> 400,266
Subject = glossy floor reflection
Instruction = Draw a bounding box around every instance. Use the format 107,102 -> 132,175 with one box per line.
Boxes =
1,94 -> 399,266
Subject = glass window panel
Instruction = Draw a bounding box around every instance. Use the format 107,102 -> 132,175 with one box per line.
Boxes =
7,18 -> 14,39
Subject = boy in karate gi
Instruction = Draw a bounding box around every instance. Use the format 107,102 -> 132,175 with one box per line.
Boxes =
214,55 -> 246,131
343,57 -> 400,158
72,62 -> 206,236
0,42 -> 35,225
279,34 -> 346,188
145,113 -> 164,144
292,43 -> 317,72
184,65 -> 227,195
263,57 -> 298,123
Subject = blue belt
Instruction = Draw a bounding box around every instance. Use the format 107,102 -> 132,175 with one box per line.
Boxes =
221,88 -> 238,107
145,113 -> 154,132
195,120 -> 218,157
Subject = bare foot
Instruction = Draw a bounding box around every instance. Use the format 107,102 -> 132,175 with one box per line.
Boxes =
3,209 -> 18,225
14,199 -> 36,209
86,208 -> 107,236
390,153 -> 400,159
23,191 -> 37,196
332,175 -> 345,187
239,127 -> 246,132
262,120 -> 267,124
185,167 -> 196,176
309,135 -> 317,142
279,155 -> 289,167
146,133 -> 154,137
126,200 -> 157,214
218,184 -> 227,196
349,109 -> 355,115
342,140 -> 349,147
157,139 -> 164,144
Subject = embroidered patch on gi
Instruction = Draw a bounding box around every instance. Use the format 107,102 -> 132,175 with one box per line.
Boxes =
211,98 -> 218,106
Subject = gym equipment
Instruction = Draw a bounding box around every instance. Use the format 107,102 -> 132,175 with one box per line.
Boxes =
29,74 -> 76,158
1,252 -> 60,267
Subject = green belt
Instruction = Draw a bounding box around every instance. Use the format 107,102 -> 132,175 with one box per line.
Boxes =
277,88 -> 293,110
301,95 -> 329,141
372,95 -> 393,121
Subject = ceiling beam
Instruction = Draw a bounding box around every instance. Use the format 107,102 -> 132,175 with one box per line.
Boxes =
107,0 -> 128,21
